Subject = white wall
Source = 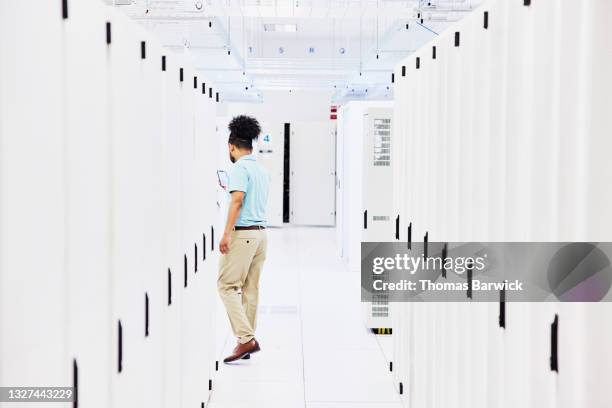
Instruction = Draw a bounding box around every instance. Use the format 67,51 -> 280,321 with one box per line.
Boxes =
219,90 -> 336,227
225,90 -> 335,123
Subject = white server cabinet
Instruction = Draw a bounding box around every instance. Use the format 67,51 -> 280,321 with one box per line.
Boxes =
336,101 -> 393,273
361,108 -> 394,330
0,0 -> 69,389
108,12 -> 152,407
161,52 -> 185,408
391,67 -> 407,245
256,121 -> 285,227
389,64 -> 409,405
362,109 -> 394,241
195,77 -> 220,399
137,27 -> 166,408
337,104 -> 364,271
0,2 -> 220,407
389,1 -> 612,408
64,1 -> 113,407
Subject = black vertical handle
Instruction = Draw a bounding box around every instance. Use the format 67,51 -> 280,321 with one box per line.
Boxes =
72,359 -> 78,408
184,254 -> 188,287
211,226 -> 215,252
145,293 -> 149,337
194,244 -> 198,273
202,233 -> 207,261
441,243 -> 448,278
423,232 -> 428,259
467,266 -> 473,299
550,314 -> 559,372
167,268 -> 172,306
407,223 -> 412,250
363,210 -> 368,230
499,286 -> 506,328
117,320 -> 123,373
395,215 -> 400,240
106,22 -> 112,45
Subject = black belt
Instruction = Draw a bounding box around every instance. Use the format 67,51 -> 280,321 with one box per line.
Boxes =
234,225 -> 266,231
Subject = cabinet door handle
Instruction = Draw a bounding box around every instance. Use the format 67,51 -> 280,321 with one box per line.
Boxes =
168,268 -> 172,306
395,215 -> 400,240
550,314 -> 559,372
72,359 -> 78,408
407,223 -> 412,250
184,254 -> 188,288
498,287 -> 506,328
441,243 -> 448,279
145,293 -> 149,337
118,320 -> 123,373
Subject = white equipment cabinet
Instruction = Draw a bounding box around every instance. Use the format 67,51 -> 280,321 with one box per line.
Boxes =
389,0 -> 612,407
290,121 -> 336,226
256,121 -> 285,227
361,108 -> 394,330
0,2 -> 220,407
337,102 -> 393,271
336,102 -> 393,329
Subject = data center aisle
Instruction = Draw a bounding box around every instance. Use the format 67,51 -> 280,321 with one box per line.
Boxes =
208,227 -> 401,408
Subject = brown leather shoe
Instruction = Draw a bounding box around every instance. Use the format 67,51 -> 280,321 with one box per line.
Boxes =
223,339 -> 261,363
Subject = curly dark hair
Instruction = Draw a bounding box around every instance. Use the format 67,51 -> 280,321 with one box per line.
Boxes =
228,115 -> 261,149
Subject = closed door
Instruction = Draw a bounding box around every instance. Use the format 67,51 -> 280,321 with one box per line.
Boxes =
290,121 -> 336,226
256,121 -> 285,227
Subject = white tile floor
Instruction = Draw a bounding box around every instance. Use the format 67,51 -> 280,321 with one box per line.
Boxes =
208,227 -> 401,408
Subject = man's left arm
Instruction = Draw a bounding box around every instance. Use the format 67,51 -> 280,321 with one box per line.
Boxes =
219,191 -> 245,254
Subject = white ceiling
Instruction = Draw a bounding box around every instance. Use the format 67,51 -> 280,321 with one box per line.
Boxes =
112,0 -> 482,102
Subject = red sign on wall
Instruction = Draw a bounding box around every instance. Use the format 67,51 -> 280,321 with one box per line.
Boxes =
330,105 -> 337,120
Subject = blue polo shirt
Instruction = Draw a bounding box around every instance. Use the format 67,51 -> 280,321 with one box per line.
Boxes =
228,154 -> 270,227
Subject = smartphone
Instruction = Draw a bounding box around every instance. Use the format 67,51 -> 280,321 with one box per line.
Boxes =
217,170 -> 229,190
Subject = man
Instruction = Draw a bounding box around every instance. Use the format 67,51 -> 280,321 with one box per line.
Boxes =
218,115 -> 270,363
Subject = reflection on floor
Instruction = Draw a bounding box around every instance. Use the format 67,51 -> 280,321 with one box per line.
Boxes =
209,227 -> 401,408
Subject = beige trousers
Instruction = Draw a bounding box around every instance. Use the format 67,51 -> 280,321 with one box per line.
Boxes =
217,229 -> 268,344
